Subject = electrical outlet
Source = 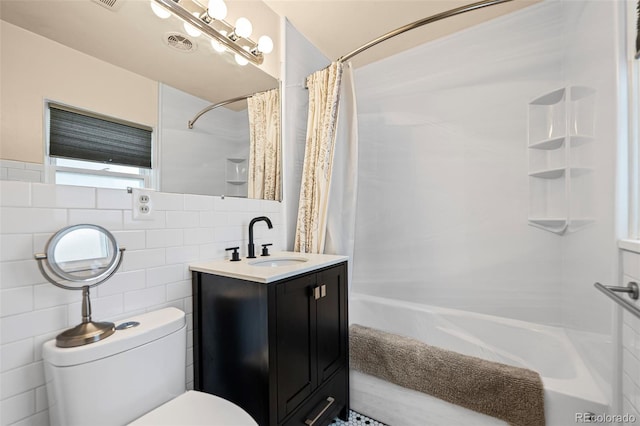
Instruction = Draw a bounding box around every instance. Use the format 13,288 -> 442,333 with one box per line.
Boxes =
132,189 -> 154,220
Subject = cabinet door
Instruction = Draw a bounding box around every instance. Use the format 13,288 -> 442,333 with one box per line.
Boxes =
276,274 -> 317,422
315,264 -> 347,383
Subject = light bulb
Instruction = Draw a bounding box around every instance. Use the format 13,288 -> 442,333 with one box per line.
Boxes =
257,35 -> 273,54
211,39 -> 226,53
235,53 -> 249,66
150,0 -> 171,19
211,30 -> 227,52
183,12 -> 202,37
234,17 -> 252,38
207,0 -> 227,20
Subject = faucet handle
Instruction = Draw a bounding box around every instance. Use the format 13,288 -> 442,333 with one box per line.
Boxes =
261,243 -> 273,257
225,247 -> 241,262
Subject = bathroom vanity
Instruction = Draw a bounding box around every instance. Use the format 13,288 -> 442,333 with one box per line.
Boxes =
190,252 -> 349,426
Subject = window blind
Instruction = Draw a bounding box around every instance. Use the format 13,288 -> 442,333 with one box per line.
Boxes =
49,104 -> 152,169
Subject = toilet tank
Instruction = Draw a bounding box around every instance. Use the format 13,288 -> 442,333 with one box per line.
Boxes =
43,308 -> 187,426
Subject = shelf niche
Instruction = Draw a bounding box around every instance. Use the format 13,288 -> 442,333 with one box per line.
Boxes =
225,158 -> 248,198
527,86 -> 595,234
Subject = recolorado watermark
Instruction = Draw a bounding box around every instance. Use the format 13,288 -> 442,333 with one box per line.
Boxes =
576,412 -> 637,423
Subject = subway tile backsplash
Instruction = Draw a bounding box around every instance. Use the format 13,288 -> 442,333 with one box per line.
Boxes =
0,160 -> 44,185
0,180 -> 284,426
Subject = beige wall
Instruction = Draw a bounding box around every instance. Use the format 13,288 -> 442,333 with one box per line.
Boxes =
0,21 -> 158,164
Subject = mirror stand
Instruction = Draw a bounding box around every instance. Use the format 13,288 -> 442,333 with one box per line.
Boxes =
55,286 -> 117,348
34,224 -> 125,348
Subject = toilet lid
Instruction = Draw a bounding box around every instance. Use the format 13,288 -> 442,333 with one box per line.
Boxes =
129,390 -> 258,426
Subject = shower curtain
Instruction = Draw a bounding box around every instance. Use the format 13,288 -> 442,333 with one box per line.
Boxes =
325,62 -> 359,284
294,62 -> 343,253
295,61 -> 359,278
247,88 -> 281,201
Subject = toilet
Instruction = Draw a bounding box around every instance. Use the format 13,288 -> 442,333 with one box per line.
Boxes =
42,307 -> 257,426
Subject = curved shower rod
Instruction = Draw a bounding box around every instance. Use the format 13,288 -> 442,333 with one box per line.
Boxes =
191,0 -> 514,123
187,94 -> 251,129
338,0 -> 514,63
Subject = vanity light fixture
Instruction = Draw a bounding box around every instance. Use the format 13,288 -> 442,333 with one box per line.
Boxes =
150,0 -> 272,66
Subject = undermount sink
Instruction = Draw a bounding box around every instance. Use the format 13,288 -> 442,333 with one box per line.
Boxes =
249,257 -> 309,267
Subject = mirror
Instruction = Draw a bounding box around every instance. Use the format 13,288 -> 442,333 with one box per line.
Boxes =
46,225 -> 120,284
0,0 -> 281,199
34,224 -> 124,347
160,84 -> 281,199
43,225 -> 122,286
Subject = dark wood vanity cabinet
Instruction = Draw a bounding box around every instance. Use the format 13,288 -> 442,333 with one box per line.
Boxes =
192,262 -> 349,426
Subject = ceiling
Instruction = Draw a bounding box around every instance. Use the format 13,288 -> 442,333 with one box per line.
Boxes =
0,0 -> 280,105
0,0 -> 538,104
263,0 -> 539,68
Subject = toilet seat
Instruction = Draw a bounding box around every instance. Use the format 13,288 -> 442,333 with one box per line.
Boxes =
129,390 -> 258,426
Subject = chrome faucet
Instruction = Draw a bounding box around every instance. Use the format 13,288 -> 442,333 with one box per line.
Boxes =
248,216 -> 273,258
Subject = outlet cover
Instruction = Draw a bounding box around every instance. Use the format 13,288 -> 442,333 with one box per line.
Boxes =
132,189 -> 155,220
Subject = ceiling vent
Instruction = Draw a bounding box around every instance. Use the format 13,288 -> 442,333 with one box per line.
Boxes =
91,0 -> 122,11
164,33 -> 197,53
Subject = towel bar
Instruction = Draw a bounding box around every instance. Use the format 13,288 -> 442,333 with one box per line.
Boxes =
594,282 -> 640,319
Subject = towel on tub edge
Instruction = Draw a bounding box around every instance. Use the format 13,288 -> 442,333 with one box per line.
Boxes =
349,324 -> 545,426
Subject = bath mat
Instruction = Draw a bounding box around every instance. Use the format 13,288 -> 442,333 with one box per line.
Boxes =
349,324 -> 545,426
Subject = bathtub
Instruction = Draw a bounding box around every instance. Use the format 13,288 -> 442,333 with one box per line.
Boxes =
349,293 -> 609,426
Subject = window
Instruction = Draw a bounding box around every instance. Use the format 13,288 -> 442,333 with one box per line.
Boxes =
46,103 -> 153,190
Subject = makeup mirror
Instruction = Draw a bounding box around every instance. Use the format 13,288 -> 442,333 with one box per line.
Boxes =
34,224 -> 125,347
44,224 -> 121,285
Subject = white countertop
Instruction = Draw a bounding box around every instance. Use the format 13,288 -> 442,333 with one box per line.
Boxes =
189,251 -> 348,283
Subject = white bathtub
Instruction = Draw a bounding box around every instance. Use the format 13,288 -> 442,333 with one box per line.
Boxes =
349,293 -> 609,426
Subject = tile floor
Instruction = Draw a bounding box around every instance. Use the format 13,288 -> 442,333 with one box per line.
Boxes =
331,410 -> 386,426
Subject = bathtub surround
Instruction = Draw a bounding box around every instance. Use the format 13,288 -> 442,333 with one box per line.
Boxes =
353,0 -> 566,325
349,324 -> 544,426
0,180 -> 284,426
351,0 -> 620,409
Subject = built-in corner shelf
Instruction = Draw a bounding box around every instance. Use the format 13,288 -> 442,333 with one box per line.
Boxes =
527,86 -> 596,234
528,218 -> 568,234
528,136 -> 565,150
225,157 -> 248,198
528,167 -> 565,179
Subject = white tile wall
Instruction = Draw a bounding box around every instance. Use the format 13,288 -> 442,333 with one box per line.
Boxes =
0,161 -> 44,184
622,248 -> 640,421
0,181 -> 284,426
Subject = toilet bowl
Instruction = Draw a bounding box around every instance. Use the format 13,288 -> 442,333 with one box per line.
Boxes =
130,390 -> 256,425
42,307 -> 257,426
